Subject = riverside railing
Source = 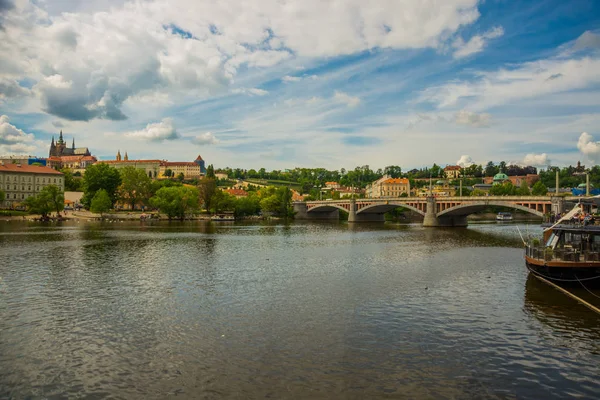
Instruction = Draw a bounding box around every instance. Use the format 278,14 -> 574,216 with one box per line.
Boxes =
526,245 -> 600,262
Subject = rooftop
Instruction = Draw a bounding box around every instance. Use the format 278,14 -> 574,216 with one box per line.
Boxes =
0,164 -> 63,175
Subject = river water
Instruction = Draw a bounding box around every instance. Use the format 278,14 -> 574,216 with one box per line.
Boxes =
1,220 -> 599,399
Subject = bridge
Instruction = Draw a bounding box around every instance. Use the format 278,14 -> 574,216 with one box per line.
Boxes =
294,196 -> 565,227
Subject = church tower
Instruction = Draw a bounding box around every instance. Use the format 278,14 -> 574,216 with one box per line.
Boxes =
124,152 -> 129,161
49,136 -> 56,157
116,150 -> 122,161
72,138 -> 75,150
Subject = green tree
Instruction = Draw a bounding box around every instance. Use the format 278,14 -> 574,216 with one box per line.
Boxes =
90,189 -> 112,217
164,168 -> 173,178
118,166 -> 152,210
60,168 -> 82,191
234,194 -> 261,217
258,186 -> 294,217
531,181 -> 548,196
489,181 -> 516,196
82,163 -> 122,208
384,165 -> 402,178
0,189 -> 5,203
44,184 -> 65,214
206,164 -> 216,179
150,186 -> 199,220
210,190 -> 237,214
516,181 -> 531,196
198,178 -> 217,211
177,172 -> 185,182
24,193 -> 52,217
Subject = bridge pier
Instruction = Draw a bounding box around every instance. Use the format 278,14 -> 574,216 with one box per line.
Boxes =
422,196 -> 468,227
348,198 -> 385,222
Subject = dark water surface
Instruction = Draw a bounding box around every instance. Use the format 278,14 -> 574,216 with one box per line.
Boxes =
1,221 -> 599,399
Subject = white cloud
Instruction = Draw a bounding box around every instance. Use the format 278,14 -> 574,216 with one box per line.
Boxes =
454,110 -> 491,127
124,118 -> 180,141
191,132 -> 219,145
573,31 -> 600,50
333,91 -> 360,108
456,155 -> 474,167
523,153 -> 550,167
0,78 -> 30,100
0,115 -> 37,154
453,26 -> 504,59
419,56 -> 600,110
577,132 -> 600,163
231,87 -> 269,96
282,75 -> 302,83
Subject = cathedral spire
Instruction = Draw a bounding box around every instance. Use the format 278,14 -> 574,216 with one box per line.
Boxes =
72,138 -> 75,149
59,130 -> 64,144
51,136 -> 55,145
116,150 -> 121,161
124,151 -> 128,161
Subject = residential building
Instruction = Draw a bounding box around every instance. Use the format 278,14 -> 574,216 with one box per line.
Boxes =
47,155 -> 97,174
0,156 -> 47,166
325,181 -> 340,189
0,163 -> 64,208
365,175 -> 410,198
416,180 -> 455,197
225,188 -> 249,198
444,165 -> 462,179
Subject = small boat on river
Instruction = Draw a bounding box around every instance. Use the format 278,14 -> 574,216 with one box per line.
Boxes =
496,212 -> 513,221
525,205 -> 600,285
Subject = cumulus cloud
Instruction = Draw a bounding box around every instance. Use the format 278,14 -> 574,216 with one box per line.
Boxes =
418,56 -> 600,110
0,115 -> 37,154
573,31 -> 600,50
577,132 -> 600,163
282,75 -> 302,83
231,87 -> 269,96
0,0 -> 484,121
191,132 -> 219,145
0,78 -> 30,100
523,153 -> 550,167
456,155 -> 474,167
454,110 -> 491,127
125,118 -> 180,141
453,26 -> 504,59
333,91 -> 360,107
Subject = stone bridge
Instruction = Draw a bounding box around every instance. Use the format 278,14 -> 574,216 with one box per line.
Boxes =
293,196 -> 565,227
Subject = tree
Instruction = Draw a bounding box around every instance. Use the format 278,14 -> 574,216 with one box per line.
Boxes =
206,164 -> 216,179
164,169 -> 173,178
384,165 -> 402,178
198,178 -> 217,211
118,166 -> 152,210
177,172 -> 185,182
531,181 -> 548,196
234,195 -> 261,217
44,184 -> 65,215
516,181 -> 531,196
60,168 -> 82,191
489,182 -> 516,196
210,190 -> 236,214
0,189 -> 5,203
82,163 -> 122,208
150,186 -> 199,220
258,186 -> 294,217
90,189 -> 112,217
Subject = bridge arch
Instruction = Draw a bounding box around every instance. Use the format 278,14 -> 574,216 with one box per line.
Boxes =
307,204 -> 351,214
437,201 -> 544,218
357,202 -> 426,217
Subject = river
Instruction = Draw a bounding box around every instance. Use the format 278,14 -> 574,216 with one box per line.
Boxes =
1,220 -> 599,399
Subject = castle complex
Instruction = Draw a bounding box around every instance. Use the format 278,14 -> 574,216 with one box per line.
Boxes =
49,131 -> 91,157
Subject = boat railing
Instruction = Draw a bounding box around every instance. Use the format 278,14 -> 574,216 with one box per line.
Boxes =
525,245 -> 600,262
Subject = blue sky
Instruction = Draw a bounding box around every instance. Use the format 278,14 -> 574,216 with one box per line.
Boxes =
1,0 -> 600,171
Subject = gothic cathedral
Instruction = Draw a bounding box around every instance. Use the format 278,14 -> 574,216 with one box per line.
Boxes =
49,131 -> 91,157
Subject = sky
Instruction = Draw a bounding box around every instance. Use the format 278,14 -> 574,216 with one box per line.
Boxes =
1,0 -> 600,171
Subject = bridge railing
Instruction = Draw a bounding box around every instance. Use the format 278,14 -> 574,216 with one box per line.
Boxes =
303,196 -> 553,204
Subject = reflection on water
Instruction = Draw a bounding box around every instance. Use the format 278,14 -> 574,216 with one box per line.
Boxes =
1,220 -> 599,399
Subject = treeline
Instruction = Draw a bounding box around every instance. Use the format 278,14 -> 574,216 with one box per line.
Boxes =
63,163 -> 294,220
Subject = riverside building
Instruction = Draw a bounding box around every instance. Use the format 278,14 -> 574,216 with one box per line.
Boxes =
0,163 -> 64,208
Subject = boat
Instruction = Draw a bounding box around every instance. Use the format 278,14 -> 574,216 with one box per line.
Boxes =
524,205 -> 600,285
496,211 -> 513,221
211,213 -> 235,222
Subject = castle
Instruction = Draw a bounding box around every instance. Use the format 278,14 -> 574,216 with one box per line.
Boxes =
49,131 -> 91,157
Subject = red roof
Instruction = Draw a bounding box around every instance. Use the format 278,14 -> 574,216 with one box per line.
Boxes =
383,178 -> 409,184
100,159 -> 162,164
0,164 -> 63,175
225,188 -> 248,196
161,162 -> 198,167
444,165 -> 462,171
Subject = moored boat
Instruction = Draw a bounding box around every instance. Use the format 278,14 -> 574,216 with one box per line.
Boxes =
525,205 -> 600,285
496,212 -> 513,221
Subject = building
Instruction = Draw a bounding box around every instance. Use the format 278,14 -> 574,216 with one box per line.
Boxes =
0,163 -> 64,208
483,174 -> 539,187
325,181 -> 340,190
444,165 -> 462,179
159,161 -> 203,179
97,151 -> 161,178
47,155 -> 97,174
0,156 -> 47,166
194,155 -> 206,174
416,180 -> 455,197
224,188 -> 249,198
49,131 -> 91,157
365,176 -> 410,198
